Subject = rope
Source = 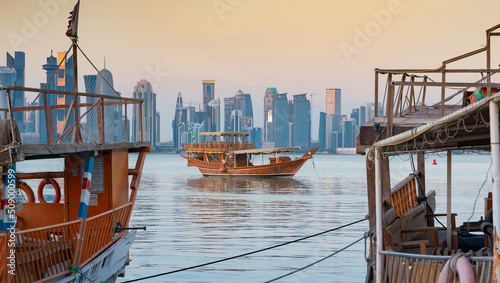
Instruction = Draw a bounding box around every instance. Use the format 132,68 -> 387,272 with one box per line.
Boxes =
264,235 -> 366,283
70,265 -> 107,283
122,219 -> 366,282
466,162 -> 492,232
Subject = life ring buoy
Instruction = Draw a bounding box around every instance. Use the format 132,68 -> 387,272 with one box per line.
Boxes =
219,165 -> 227,173
18,181 -> 36,203
38,178 -> 61,203
438,253 -> 475,283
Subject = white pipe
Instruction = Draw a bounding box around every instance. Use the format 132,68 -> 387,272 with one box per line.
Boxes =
489,100 -> 500,282
375,148 -> 383,283
446,150 -> 452,249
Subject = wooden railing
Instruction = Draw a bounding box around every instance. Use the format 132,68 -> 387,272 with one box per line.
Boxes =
391,174 -> 418,216
79,202 -> 134,266
0,202 -> 134,281
13,219 -> 81,282
380,250 -> 492,283
0,233 -> 6,283
185,141 -> 256,150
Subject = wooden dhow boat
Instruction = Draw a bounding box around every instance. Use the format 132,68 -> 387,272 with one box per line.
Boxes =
357,24 -> 500,283
181,132 -> 318,177
0,1 -> 150,282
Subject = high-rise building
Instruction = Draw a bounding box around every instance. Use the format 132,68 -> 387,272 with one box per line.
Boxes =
325,88 -> 342,150
242,127 -> 262,149
206,98 -> 220,133
0,66 -> 17,121
224,89 -> 254,132
95,68 -> 123,142
173,92 -> 196,149
273,93 -> 289,148
230,109 -> 243,132
326,88 -> 341,116
341,118 -> 357,148
292,94 -> 310,149
235,90 -> 253,128
132,79 -> 158,147
39,52 -> 58,143
319,112 -> 326,149
202,80 -> 215,112
83,75 -> 98,142
6,51 -> 25,132
224,96 -> 236,132
263,87 -> 277,142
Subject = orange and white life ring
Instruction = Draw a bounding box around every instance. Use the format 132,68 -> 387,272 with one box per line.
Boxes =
219,165 -> 227,173
438,253 -> 475,283
18,181 -> 36,203
38,178 -> 61,203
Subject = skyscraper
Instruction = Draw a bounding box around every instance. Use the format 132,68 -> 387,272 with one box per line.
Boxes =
95,68 -> 123,142
83,75 -> 98,142
173,92 -> 196,149
292,94 -> 311,149
0,67 -> 17,120
202,80 -> 215,112
39,52 -> 58,143
341,118 -> 356,148
319,112 -> 326,149
263,87 -> 277,142
224,96 -> 236,132
132,79 -> 158,147
206,98 -> 220,133
224,89 -> 254,132
325,88 -> 342,150
6,51 -> 25,132
235,90 -> 253,128
273,93 -> 289,148
326,88 -> 341,116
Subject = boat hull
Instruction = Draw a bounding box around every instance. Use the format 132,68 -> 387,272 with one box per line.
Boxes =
47,231 -> 136,283
182,147 -> 317,177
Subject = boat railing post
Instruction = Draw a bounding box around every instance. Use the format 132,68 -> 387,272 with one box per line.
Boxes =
489,100 -> 500,282
375,148 -> 383,283
446,150 -> 452,248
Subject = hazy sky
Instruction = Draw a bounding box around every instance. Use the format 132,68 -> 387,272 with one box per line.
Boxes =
2,0 -> 500,141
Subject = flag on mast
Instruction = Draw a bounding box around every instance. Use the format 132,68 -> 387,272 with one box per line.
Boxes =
66,1 -> 80,38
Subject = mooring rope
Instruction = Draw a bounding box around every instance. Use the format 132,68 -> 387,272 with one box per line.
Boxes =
264,234 -> 367,283
122,218 -> 366,282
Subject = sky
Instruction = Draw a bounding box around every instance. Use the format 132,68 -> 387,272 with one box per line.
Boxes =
2,0 -> 500,141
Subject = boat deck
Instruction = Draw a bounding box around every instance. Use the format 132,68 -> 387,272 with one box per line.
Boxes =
4,141 -> 151,161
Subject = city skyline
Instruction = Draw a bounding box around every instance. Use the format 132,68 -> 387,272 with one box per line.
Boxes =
2,1 -> 500,141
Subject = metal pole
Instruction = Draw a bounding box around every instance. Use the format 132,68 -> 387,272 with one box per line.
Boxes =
447,150 -> 452,248
375,148 -> 383,283
489,100 -> 500,283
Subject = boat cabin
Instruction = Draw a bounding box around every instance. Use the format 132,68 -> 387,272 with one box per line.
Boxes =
358,24 -> 500,282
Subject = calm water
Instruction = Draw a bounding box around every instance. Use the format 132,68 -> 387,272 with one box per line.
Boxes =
15,153 -> 494,282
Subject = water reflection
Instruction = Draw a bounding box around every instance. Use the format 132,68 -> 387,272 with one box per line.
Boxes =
186,177 -> 310,195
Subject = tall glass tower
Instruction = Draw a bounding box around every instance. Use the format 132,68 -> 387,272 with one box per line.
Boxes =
6,51 -> 25,132
272,93 -> 289,148
292,94 -> 310,149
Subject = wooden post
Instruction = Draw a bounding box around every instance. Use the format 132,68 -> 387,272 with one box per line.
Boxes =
374,70 -> 379,118
395,73 -> 407,117
98,98 -> 104,142
72,42 -> 80,143
6,90 -> 16,143
417,152 -> 426,198
386,74 -> 394,137
124,101 -> 128,142
441,68 -> 446,117
139,102 -> 144,142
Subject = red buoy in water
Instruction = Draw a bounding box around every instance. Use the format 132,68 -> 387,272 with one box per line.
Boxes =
432,159 -> 437,165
